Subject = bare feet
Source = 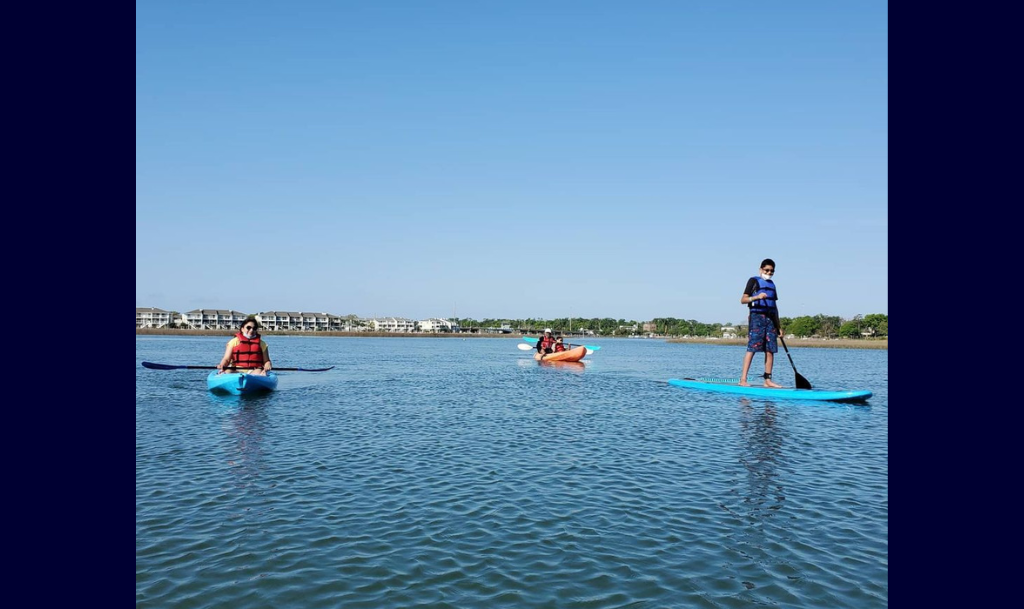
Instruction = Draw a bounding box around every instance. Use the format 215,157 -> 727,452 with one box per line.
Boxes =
764,379 -> 783,388
738,381 -> 750,386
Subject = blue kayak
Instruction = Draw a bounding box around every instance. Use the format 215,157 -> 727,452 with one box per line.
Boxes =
667,378 -> 871,403
207,370 -> 279,395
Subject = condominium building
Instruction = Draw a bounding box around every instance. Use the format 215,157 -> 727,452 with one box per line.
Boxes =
418,318 -> 461,333
181,309 -> 250,330
258,311 -> 359,332
136,307 -> 174,328
368,317 -> 417,333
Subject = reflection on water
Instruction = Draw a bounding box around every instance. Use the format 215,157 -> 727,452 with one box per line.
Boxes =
137,336 -> 888,608
538,360 -> 586,374
739,399 -> 784,520
212,395 -> 272,489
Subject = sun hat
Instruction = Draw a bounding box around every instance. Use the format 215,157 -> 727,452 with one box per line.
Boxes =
544,328 -> 552,333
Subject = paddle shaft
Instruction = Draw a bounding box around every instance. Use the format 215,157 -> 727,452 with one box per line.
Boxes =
519,343 -> 594,355
766,316 -> 812,389
521,337 -> 600,351
142,362 -> 334,372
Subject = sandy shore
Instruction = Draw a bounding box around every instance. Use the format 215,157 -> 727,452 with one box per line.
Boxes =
136,328 -> 886,349
665,337 -> 887,349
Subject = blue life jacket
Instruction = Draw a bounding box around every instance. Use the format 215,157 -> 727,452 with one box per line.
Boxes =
749,277 -> 777,313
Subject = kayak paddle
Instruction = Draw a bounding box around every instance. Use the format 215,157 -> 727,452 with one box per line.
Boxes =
520,337 -> 601,352
142,362 -> 335,372
518,343 -> 595,355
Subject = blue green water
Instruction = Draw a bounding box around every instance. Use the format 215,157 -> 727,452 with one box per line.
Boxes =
136,336 -> 888,608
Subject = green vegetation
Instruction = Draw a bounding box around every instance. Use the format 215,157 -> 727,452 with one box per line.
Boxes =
457,314 -> 888,339
159,311 -> 888,339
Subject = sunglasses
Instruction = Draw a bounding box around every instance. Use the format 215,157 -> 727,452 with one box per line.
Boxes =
762,269 -> 775,274
243,325 -> 256,330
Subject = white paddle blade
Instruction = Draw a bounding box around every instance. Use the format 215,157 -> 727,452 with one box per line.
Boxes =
517,343 -> 534,351
586,348 -> 594,355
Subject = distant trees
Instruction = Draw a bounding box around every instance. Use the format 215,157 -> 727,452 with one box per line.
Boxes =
838,313 -> 889,338
456,314 -> 885,338
335,313 -> 888,338
782,313 -> 887,339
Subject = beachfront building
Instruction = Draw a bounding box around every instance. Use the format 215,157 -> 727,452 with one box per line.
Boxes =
418,318 -> 460,333
182,309 -> 249,330
257,311 -> 354,332
369,317 -> 417,332
137,307 -> 174,328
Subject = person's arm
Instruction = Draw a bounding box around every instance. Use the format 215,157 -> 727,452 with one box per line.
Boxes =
262,343 -> 272,373
741,278 -> 760,305
217,341 -> 234,372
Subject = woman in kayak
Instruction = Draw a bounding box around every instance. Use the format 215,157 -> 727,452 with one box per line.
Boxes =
217,316 -> 273,375
536,328 -> 556,355
740,258 -> 783,388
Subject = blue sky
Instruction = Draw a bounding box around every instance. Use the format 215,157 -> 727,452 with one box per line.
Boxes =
136,1 -> 887,325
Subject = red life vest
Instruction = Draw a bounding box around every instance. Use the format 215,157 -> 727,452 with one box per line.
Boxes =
554,342 -> 566,352
232,333 -> 265,368
539,335 -> 556,351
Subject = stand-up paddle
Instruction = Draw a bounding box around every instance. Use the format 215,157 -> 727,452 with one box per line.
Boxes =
768,318 -> 811,389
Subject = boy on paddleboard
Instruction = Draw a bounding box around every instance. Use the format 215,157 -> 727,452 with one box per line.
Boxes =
740,259 -> 784,388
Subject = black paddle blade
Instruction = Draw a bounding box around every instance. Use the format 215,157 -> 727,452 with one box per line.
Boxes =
776,335 -> 813,389
141,361 -> 191,370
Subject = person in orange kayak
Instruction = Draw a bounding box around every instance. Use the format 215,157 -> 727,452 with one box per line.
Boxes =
217,316 -> 273,376
536,328 -> 556,355
553,336 -> 567,352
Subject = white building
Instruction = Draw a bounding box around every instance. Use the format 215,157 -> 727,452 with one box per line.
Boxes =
418,318 -> 460,333
182,309 -> 249,330
137,307 -> 174,328
369,317 -> 417,332
258,311 -> 355,332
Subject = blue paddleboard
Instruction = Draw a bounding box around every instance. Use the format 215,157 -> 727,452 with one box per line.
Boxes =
667,378 -> 871,403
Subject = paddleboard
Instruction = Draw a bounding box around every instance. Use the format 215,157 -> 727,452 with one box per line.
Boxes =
667,378 -> 871,403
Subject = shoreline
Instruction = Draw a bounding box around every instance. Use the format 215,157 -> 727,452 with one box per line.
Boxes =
664,337 -> 887,350
136,328 -> 887,349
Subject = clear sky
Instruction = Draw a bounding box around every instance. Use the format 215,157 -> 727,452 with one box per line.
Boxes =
136,1 -> 887,325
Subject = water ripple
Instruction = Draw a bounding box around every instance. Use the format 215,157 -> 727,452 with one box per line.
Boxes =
138,337 -> 887,608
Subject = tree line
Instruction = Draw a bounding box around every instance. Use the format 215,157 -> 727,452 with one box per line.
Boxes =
458,313 -> 888,339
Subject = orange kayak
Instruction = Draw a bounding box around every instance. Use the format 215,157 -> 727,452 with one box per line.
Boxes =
534,345 -> 587,362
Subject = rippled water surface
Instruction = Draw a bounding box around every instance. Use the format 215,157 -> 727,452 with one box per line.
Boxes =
137,336 -> 888,608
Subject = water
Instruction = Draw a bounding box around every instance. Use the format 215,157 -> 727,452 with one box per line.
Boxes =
137,336 -> 888,608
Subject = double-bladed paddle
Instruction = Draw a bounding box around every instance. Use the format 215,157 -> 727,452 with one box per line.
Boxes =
517,343 -> 596,355
519,337 -> 601,353
142,361 -> 334,372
